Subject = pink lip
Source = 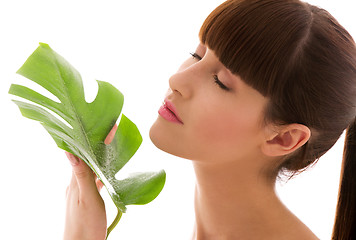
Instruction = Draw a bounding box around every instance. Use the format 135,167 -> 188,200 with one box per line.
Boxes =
158,100 -> 183,124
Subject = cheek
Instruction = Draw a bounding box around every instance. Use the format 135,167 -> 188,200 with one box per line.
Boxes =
195,112 -> 251,144
190,102 -> 262,158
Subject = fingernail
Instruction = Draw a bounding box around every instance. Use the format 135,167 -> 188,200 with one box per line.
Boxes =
65,152 -> 79,166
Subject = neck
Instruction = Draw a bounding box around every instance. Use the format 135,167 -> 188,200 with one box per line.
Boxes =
191,160 -> 289,240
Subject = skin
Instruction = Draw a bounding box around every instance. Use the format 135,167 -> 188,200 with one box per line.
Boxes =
150,44 -> 316,240
63,124 -> 117,240
64,44 -> 318,240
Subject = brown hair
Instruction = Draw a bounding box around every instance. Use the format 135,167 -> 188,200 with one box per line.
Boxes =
199,0 -> 356,239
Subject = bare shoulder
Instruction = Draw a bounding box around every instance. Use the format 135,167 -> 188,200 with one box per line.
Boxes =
265,202 -> 320,240
284,228 -> 319,240
286,228 -> 319,240
276,212 -> 319,240
269,223 -> 319,240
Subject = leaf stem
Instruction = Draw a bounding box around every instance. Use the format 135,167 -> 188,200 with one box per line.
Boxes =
106,208 -> 123,239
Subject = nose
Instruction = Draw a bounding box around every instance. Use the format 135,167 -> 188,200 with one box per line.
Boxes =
168,67 -> 195,99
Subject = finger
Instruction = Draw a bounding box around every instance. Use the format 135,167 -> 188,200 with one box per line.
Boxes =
93,172 -> 104,191
104,124 -> 118,145
66,152 -> 80,193
65,152 -> 98,197
65,185 -> 70,196
96,178 -> 104,191
66,151 -> 80,167
66,171 -> 79,200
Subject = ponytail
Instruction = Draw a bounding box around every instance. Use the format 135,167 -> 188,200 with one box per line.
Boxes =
333,118 -> 356,240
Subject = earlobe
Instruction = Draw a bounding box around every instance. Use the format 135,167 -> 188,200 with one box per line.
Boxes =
261,124 -> 311,157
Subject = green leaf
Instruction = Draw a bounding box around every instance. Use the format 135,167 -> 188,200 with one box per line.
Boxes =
9,43 -> 166,223
114,170 -> 166,205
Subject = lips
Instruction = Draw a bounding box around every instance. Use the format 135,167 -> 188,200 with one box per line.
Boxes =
158,100 -> 183,124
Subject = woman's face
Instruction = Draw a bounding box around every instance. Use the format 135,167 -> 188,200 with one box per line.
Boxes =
150,44 -> 269,164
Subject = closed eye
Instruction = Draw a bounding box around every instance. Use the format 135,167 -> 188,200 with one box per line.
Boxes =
190,52 -> 202,61
190,52 -> 230,91
213,75 -> 230,91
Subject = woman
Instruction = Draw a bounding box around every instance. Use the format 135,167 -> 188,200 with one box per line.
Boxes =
64,0 -> 356,239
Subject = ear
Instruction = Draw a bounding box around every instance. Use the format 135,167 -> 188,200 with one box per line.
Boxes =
261,124 -> 311,157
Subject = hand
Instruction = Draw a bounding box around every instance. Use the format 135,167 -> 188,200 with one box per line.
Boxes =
63,124 -> 118,240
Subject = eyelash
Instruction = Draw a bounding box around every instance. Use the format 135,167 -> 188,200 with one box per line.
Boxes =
190,52 -> 202,60
190,52 -> 230,91
213,75 -> 230,91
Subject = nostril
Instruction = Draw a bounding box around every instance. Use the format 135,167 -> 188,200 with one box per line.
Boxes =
174,89 -> 182,96
167,87 -> 182,97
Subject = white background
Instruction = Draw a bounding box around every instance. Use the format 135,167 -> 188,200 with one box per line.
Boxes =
0,1 -> 355,239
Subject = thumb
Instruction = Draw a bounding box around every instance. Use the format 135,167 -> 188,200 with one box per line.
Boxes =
65,152 -> 97,195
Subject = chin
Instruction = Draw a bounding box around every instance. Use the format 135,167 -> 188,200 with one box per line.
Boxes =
149,119 -> 172,154
149,121 -> 163,150
149,119 -> 190,160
